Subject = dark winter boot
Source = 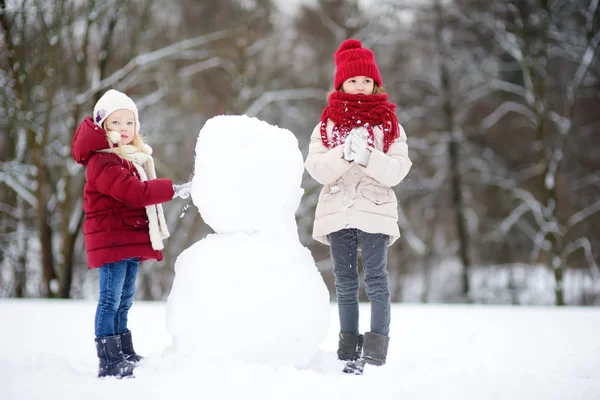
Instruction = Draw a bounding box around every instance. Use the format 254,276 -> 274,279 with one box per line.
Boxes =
120,330 -> 143,363
337,332 -> 364,361
362,331 -> 390,366
95,334 -> 135,378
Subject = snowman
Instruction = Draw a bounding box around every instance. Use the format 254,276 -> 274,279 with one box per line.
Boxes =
165,115 -> 331,368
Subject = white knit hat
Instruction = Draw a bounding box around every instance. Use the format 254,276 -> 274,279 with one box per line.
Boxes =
93,89 -> 140,134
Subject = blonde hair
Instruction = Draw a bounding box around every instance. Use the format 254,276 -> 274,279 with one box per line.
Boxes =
103,119 -> 150,157
326,82 -> 386,101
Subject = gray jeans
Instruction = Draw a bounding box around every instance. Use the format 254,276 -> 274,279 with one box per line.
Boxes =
329,228 -> 390,336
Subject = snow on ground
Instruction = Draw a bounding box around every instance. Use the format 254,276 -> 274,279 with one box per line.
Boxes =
1,300 -> 599,400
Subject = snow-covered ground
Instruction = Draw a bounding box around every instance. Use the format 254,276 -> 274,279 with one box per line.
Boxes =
2,300 -> 599,400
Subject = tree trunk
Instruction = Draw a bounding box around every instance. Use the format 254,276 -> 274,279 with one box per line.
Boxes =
58,2 -> 96,298
535,2 -> 564,306
58,217 -> 83,298
35,156 -> 57,298
13,198 -> 28,297
434,0 -> 471,301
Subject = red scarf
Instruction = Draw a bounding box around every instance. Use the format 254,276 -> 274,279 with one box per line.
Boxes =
319,92 -> 400,153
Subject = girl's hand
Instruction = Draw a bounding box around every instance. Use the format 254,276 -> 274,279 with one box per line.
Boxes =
343,134 -> 354,162
350,130 -> 371,166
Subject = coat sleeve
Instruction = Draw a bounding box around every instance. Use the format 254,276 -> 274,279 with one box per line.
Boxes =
88,154 -> 175,207
304,122 -> 353,185
362,124 -> 412,187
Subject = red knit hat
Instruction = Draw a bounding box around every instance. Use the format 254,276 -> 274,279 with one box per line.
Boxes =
333,39 -> 382,90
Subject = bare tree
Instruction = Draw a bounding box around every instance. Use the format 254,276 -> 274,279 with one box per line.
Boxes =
0,0 -> 234,298
454,0 -> 600,305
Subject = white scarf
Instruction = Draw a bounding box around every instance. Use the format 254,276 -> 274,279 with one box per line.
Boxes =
98,143 -> 170,250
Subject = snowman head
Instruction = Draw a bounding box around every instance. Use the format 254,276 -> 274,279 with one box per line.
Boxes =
191,115 -> 304,234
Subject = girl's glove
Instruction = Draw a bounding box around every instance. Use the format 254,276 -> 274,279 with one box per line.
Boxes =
350,129 -> 372,166
173,182 -> 192,200
343,134 -> 354,161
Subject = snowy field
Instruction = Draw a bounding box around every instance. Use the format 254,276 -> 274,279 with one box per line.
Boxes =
1,299 -> 600,400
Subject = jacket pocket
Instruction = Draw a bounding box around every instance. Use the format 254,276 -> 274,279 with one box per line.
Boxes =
357,181 -> 393,205
321,182 -> 343,202
316,182 -> 344,218
118,213 -> 149,230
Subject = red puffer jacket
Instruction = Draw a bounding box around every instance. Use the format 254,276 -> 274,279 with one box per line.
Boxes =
72,117 -> 175,269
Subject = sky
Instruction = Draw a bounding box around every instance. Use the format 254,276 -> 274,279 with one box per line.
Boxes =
2,115 -> 600,399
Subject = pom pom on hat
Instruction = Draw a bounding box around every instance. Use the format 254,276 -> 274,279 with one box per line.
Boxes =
93,89 -> 140,134
334,39 -> 382,90
337,38 -> 363,52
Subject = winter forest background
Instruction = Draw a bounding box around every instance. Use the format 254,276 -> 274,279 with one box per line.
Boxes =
0,0 -> 599,306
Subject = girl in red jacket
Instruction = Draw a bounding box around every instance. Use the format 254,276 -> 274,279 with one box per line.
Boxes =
72,89 -> 190,378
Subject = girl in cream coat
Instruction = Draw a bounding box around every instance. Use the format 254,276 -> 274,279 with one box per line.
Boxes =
305,39 -> 412,373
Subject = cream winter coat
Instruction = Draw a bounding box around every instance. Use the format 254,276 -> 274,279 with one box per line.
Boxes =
305,120 -> 412,246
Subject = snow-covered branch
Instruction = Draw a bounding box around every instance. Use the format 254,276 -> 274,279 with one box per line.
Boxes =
244,89 -> 324,117
516,218 -> 540,245
0,173 -> 37,208
317,10 -> 347,42
530,222 -> 561,260
566,28 -> 600,106
397,205 -> 427,256
70,29 -> 234,108
515,162 -> 546,182
178,57 -> 238,79
489,79 -> 531,102
563,237 -> 600,279
481,177 -> 549,238
68,197 -> 83,235
481,101 -> 537,130
548,111 -> 572,135
135,85 -> 169,111
586,0 -> 600,34
567,200 -> 600,232
494,202 -> 531,236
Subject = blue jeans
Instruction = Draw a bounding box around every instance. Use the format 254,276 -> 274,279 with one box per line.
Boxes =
329,229 -> 390,336
95,258 -> 139,338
